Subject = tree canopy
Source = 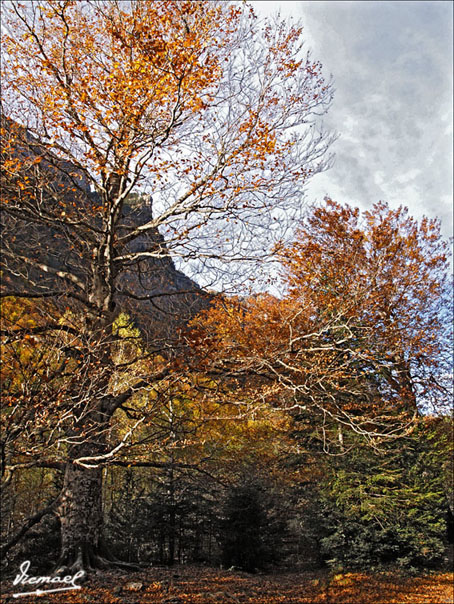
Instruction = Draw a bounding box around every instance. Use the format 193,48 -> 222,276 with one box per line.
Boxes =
0,0 -> 335,572
0,0 -> 451,582
189,200 -> 452,447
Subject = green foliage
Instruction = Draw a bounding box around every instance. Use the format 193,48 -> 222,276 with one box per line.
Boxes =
319,419 -> 448,571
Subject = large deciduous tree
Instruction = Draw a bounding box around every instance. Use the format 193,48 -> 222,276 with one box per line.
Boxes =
190,200 -> 452,448
0,0 -> 334,571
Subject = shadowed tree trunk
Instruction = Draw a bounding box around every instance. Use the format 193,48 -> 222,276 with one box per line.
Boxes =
55,419 -> 142,573
57,460 -> 104,572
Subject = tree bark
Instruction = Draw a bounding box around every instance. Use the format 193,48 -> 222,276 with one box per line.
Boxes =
55,426 -> 140,573
56,460 -> 105,573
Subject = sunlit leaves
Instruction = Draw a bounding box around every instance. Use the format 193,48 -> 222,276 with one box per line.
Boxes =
190,201 -> 452,447
2,566 -> 451,603
2,0 -> 334,272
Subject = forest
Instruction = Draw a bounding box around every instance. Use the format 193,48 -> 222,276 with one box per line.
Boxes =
0,2 -> 453,603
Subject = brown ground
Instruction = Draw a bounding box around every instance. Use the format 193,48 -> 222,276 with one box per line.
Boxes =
1,566 -> 453,603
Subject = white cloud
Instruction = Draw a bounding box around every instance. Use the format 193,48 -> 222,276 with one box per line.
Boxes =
252,0 -> 453,238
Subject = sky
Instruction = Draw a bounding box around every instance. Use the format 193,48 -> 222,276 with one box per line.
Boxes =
252,0 -> 453,239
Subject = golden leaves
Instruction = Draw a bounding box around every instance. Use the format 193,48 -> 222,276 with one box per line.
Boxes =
2,1 -> 241,175
6,568 -> 451,603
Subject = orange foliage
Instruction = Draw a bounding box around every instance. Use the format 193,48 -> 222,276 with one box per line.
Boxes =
189,201 -> 451,445
2,0 -> 331,220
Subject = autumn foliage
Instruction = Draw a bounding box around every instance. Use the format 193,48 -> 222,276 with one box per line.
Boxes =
189,200 -> 452,446
0,0 -> 452,591
1,567 -> 453,603
0,0 -> 338,571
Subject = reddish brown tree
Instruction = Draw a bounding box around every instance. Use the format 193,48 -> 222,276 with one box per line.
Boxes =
190,200 -> 452,450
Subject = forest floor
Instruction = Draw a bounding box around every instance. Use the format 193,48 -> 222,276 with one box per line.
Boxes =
1,566 -> 453,604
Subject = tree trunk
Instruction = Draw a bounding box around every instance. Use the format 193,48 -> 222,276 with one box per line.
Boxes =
55,458 -> 139,573
168,504 -> 176,566
56,460 -> 105,573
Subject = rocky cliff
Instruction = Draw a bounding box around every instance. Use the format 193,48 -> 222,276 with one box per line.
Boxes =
0,118 -> 210,341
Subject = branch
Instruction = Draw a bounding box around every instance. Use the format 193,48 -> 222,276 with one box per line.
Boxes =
0,288 -> 95,309
0,494 -> 61,559
2,251 -> 87,292
106,369 -> 170,415
111,460 -> 227,486
1,324 -> 80,343
1,462 -> 65,492
0,291 -> 64,299
116,287 -> 206,301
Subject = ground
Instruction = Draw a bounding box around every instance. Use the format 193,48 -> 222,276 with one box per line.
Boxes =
1,566 -> 453,603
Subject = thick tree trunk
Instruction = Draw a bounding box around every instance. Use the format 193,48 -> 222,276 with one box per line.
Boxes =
56,460 -> 105,573
55,450 -> 140,573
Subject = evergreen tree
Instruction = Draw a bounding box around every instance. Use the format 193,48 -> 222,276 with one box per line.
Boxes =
220,480 -> 287,572
319,419 -> 448,571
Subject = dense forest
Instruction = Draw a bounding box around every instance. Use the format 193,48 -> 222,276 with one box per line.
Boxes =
0,1 -> 452,602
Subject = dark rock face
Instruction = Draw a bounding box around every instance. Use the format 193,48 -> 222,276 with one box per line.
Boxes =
116,205 -> 210,339
1,118 -> 210,341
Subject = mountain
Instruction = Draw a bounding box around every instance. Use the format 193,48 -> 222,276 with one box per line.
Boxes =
0,117 -> 210,340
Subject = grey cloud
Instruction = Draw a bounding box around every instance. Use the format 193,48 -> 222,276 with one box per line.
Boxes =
251,1 -> 452,235
292,0 -> 453,237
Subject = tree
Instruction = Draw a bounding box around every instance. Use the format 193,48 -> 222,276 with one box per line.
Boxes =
190,200 -> 452,446
0,0 -> 334,571
318,417 -> 450,571
220,478 -> 288,572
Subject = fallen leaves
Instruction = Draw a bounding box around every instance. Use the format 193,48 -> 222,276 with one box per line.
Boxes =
1,567 -> 452,604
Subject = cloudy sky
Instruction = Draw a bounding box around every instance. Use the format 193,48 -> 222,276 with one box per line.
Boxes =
252,1 -> 453,238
